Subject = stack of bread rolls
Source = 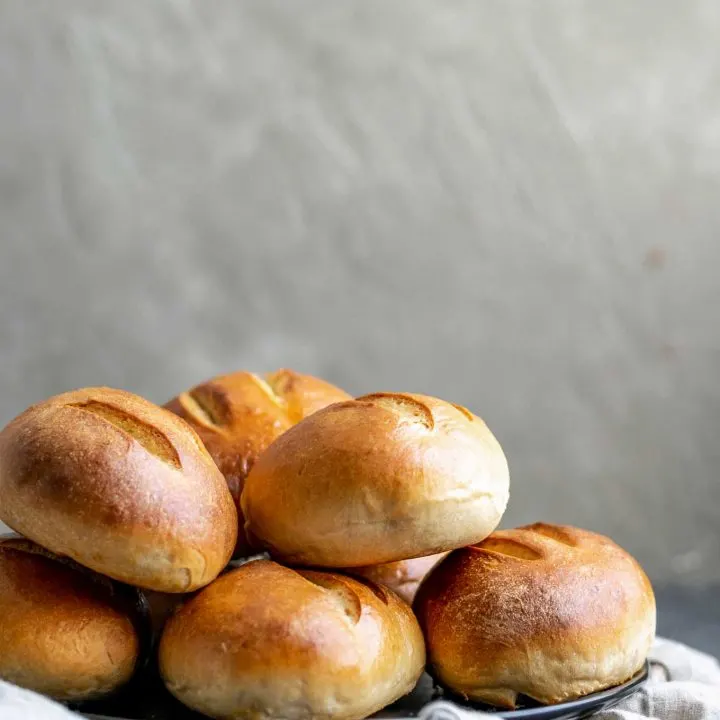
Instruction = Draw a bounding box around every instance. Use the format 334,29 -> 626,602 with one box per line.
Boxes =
0,369 -> 656,719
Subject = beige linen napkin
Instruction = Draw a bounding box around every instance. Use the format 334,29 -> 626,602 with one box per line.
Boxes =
418,639 -> 720,720
0,637 -> 717,719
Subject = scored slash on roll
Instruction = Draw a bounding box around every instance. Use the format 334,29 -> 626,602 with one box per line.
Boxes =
0,370 -> 656,719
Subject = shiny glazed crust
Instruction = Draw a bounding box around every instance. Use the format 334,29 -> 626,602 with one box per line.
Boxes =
0,536 -> 141,701
242,393 -> 509,567
413,523 -> 656,708
159,559 -> 426,720
164,368 -> 351,556
0,387 -> 238,592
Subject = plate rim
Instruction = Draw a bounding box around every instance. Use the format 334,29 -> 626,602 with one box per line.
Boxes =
440,661 -> 650,719
80,661 -> 650,720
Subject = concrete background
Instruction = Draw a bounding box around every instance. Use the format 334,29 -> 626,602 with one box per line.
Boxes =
0,2 -> 718,651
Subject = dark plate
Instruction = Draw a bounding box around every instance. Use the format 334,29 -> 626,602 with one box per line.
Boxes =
77,661 -> 648,720
377,662 -> 649,719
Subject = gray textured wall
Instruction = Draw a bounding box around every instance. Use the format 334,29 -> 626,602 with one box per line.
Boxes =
1,0 -> 719,608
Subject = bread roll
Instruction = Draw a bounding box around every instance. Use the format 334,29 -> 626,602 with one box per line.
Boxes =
165,368 -> 350,556
0,535 -> 145,701
0,387 -> 237,592
242,393 -> 509,567
159,559 -> 425,720
350,553 -> 448,604
414,523 -> 656,708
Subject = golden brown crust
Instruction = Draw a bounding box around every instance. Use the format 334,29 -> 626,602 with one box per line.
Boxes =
0,535 -> 142,701
241,393 -> 509,567
413,523 -> 656,708
0,387 -> 237,592
164,369 -> 351,556
350,553 -> 448,604
159,559 -> 426,720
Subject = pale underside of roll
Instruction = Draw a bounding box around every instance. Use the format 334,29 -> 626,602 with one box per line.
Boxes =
242,392 -> 510,567
159,559 -> 426,720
